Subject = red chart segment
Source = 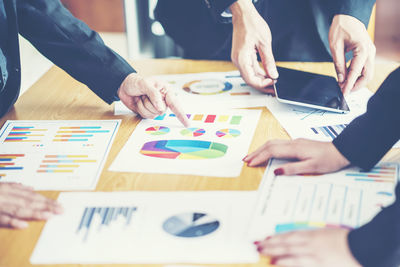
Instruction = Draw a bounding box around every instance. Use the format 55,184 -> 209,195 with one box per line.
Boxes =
180,128 -> 206,137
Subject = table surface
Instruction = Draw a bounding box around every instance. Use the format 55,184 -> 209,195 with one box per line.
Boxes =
0,59 -> 399,267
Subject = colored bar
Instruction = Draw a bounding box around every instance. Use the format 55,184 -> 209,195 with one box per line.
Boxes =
217,115 -> 229,122
42,160 -> 96,163
230,115 -> 242,125
37,169 -> 74,173
56,130 -> 109,133
5,137 -> 28,140
169,114 -> 176,117
154,114 -> 166,120
0,159 -> 12,162
40,164 -> 79,168
311,127 -> 318,134
0,154 -> 24,157
10,129 -> 46,131
193,114 -> 204,121
12,127 -> 34,129
53,139 -> 89,142
354,178 -> 391,183
346,173 -> 394,178
60,127 -> 102,129
225,75 -> 241,78
0,163 -> 15,166
0,167 -> 23,170
4,140 -> 40,142
55,135 -> 94,137
45,155 -> 88,158
230,92 -> 250,96
205,115 -> 216,123
8,134 -> 44,136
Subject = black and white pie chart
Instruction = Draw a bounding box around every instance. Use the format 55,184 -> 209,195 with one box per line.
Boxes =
162,212 -> 220,238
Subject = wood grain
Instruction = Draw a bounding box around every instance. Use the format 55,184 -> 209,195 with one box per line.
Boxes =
0,59 -> 398,267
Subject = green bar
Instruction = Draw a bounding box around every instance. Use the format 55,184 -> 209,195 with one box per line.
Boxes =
230,115 -> 242,125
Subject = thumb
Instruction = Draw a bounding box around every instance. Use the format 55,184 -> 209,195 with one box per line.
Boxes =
330,42 -> 347,85
258,43 -> 279,80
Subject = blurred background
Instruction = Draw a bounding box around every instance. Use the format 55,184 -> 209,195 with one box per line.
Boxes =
20,0 -> 400,94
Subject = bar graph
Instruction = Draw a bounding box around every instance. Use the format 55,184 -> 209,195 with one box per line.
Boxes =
0,154 -> 24,171
4,126 -> 47,143
37,155 -> 96,173
77,206 -> 137,241
54,126 -> 110,142
345,164 -> 397,183
154,113 -> 243,125
310,124 -> 348,140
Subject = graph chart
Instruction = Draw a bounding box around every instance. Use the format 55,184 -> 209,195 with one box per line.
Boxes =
77,206 -> 137,241
0,154 -> 24,171
180,128 -> 205,137
3,126 -> 46,143
54,126 -> 110,142
183,79 -> 233,95
37,155 -> 97,173
163,212 -> 220,238
216,129 -> 241,138
345,164 -> 397,183
140,140 -> 228,160
310,124 -> 348,140
155,113 -> 242,125
145,126 -> 170,136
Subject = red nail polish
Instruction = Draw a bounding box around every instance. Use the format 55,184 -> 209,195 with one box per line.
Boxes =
274,168 -> 284,176
242,156 -> 248,161
271,257 -> 278,265
265,236 -> 272,240
253,241 -> 259,245
257,247 -> 262,252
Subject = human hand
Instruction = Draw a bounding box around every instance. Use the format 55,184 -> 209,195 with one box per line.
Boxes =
230,0 -> 278,93
243,139 -> 350,175
255,228 -> 361,267
0,183 -> 63,229
118,73 -> 190,127
329,14 -> 376,95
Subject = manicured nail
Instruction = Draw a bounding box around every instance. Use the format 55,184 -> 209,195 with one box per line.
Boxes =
265,236 -> 272,240
242,156 -> 248,162
338,73 -> 344,83
253,241 -> 260,245
274,168 -> 284,176
271,257 -> 278,265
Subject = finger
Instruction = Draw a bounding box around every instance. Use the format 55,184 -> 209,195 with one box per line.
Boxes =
244,140 -> 288,162
239,53 -> 273,90
0,205 -> 54,220
258,43 -> 279,79
5,191 -> 63,214
247,142 -> 300,167
144,84 -> 166,113
330,41 -> 347,85
352,53 -> 374,92
274,255 -> 317,267
252,53 -> 266,77
135,98 -> 158,119
0,214 -> 28,229
141,95 -> 162,116
258,243 -> 311,258
275,159 -> 321,176
259,231 -> 309,247
165,89 -> 190,127
342,51 -> 367,95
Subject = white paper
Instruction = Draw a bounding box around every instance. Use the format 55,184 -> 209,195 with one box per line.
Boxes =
0,120 -> 120,190
248,159 -> 398,240
30,191 -> 259,264
110,109 -> 261,177
114,71 -> 272,115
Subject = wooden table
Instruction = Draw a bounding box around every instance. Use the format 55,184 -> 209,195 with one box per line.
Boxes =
0,59 -> 399,267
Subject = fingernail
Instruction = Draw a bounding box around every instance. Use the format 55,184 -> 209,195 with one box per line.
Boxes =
242,156 -> 248,162
265,236 -> 272,240
253,241 -> 260,245
338,73 -> 344,83
274,168 -> 284,176
257,247 -> 262,252
271,69 -> 279,79
271,257 -> 278,265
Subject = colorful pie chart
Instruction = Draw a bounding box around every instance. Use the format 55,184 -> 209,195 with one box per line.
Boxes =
215,128 -> 241,138
145,126 -> 170,135
140,140 -> 228,159
180,128 -> 206,137
183,79 -> 233,95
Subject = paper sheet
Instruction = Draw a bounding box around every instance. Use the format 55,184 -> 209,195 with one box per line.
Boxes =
30,191 -> 259,264
110,109 -> 261,177
114,71 -> 271,115
0,120 -> 120,190
248,159 -> 398,240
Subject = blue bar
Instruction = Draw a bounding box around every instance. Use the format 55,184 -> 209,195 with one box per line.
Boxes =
154,114 -> 166,120
0,159 -> 12,161
311,127 -> 318,134
0,167 -> 23,170
5,137 -> 28,140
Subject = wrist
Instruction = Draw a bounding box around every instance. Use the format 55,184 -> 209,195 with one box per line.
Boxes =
329,142 -> 351,169
230,0 -> 254,20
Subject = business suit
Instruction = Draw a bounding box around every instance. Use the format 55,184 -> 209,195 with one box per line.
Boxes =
0,0 -> 135,118
155,0 -> 375,61
333,67 -> 400,267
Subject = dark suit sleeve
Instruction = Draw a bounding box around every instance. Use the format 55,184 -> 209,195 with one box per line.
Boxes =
332,67 -> 400,170
334,0 -> 376,27
204,0 -> 237,23
16,0 -> 135,104
348,183 -> 400,267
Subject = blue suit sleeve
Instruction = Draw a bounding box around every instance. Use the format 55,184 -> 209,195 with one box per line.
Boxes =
334,0 -> 376,28
348,183 -> 400,267
16,0 -> 135,104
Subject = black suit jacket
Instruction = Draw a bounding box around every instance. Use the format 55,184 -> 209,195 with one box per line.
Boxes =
155,0 -> 375,61
333,68 -> 400,267
0,0 -> 135,118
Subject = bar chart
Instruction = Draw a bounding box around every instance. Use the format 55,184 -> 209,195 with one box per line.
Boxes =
310,124 -> 348,140
54,126 -> 110,142
0,154 -> 25,171
37,155 -> 97,173
4,126 -> 47,143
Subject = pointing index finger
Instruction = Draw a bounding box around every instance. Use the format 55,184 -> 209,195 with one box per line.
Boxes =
164,88 -> 190,128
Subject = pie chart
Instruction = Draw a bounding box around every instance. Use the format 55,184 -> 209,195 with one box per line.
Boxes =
163,212 -> 220,238
180,128 -> 206,137
216,128 -> 241,138
145,126 -> 170,135
140,140 -> 228,159
183,79 -> 233,95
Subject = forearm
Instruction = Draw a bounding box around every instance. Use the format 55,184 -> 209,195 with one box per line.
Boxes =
333,67 -> 400,170
17,0 -> 135,104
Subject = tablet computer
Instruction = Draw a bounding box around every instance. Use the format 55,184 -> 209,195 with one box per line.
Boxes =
273,67 -> 350,113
